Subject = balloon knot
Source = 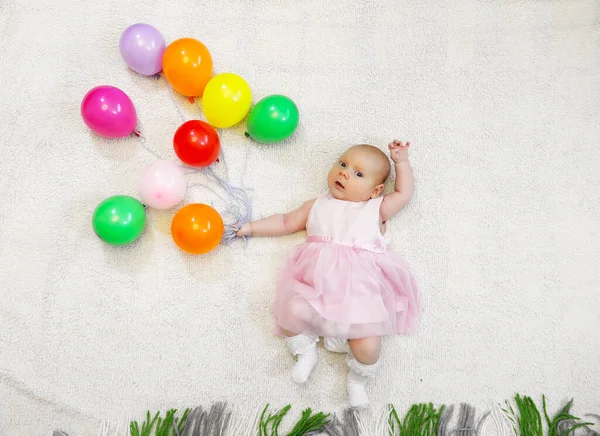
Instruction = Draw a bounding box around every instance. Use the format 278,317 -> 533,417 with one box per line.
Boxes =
216,158 -> 220,163
133,130 -> 141,137
188,97 -> 195,104
244,132 -> 250,137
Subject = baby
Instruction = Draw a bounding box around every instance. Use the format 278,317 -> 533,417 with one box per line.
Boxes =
237,140 -> 421,409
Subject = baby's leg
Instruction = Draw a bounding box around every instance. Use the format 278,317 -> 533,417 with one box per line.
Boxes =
281,299 -> 318,384
348,337 -> 381,364
281,297 -> 314,333
346,336 -> 382,409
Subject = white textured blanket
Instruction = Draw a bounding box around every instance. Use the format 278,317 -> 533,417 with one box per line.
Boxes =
1,0 -> 599,434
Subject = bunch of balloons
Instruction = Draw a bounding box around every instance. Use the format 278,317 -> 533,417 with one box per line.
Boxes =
83,23 -> 300,255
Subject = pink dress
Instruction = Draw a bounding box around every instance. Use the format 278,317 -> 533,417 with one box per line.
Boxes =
273,192 -> 422,339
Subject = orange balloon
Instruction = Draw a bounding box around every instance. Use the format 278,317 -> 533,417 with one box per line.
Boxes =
162,38 -> 213,97
171,204 -> 224,254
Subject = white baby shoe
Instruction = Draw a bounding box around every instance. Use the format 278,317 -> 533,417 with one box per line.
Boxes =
324,337 -> 350,353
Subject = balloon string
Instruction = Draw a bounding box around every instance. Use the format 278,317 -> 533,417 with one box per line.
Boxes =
239,141 -> 252,189
203,166 -> 253,245
134,132 -> 169,161
209,145 -> 254,236
186,182 -> 228,205
194,100 -> 204,119
159,74 -> 188,123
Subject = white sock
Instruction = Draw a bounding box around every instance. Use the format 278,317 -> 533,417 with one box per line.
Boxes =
285,334 -> 319,384
346,354 -> 380,410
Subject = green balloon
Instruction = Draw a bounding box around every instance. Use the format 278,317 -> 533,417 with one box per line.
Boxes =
92,195 -> 146,246
246,94 -> 299,143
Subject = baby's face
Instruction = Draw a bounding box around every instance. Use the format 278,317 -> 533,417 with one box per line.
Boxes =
327,147 -> 385,202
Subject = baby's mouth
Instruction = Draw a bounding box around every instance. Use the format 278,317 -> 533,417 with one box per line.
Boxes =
335,181 -> 345,190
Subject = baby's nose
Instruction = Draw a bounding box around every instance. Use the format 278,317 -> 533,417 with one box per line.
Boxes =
340,169 -> 349,178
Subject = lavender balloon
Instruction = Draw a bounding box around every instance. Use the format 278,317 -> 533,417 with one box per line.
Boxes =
119,23 -> 166,76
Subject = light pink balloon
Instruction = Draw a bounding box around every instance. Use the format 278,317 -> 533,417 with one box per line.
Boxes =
138,160 -> 187,209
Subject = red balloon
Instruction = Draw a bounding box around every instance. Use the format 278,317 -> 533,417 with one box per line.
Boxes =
173,120 -> 220,167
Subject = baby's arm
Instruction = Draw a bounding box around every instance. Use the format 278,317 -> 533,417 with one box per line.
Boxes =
236,199 -> 316,237
380,140 -> 414,223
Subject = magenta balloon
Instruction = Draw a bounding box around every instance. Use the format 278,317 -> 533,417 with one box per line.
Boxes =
81,86 -> 137,138
119,23 -> 166,76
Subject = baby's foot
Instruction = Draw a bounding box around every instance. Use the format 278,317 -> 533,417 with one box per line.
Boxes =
292,347 -> 317,384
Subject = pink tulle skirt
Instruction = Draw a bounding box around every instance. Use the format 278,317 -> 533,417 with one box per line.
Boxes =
273,238 -> 422,339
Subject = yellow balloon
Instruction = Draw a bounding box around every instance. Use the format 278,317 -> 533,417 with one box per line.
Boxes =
202,73 -> 252,128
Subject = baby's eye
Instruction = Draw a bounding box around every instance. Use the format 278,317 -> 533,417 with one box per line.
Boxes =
356,172 -> 363,178
340,161 -> 347,168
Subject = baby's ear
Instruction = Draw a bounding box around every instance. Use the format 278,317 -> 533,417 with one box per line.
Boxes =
371,184 -> 384,198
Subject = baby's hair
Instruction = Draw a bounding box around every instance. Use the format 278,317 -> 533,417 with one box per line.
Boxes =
352,144 -> 391,184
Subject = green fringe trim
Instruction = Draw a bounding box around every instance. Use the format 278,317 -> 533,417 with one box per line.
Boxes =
258,404 -> 292,436
56,394 -> 598,436
543,395 -> 595,436
130,409 -> 191,436
285,407 -> 330,436
500,394 -> 596,436
388,402 -> 444,435
503,394 -> 544,435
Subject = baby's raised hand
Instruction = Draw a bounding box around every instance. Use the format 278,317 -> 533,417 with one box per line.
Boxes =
388,140 -> 410,163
